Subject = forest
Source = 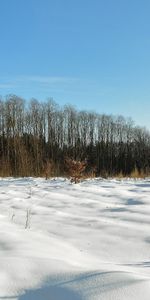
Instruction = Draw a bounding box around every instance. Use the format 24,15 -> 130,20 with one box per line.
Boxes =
0,94 -> 150,177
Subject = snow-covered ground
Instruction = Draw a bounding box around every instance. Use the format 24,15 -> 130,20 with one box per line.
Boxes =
0,177 -> 150,299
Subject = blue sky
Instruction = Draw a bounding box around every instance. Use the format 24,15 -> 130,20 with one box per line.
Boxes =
0,0 -> 150,129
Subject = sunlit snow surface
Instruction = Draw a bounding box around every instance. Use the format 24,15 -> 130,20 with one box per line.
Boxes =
0,177 -> 150,299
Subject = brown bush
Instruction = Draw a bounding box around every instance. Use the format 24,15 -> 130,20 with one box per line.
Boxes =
65,158 -> 87,183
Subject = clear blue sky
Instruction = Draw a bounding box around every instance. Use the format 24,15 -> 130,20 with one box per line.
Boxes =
0,0 -> 150,129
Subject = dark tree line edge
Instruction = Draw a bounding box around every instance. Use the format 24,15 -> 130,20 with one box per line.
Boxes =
0,95 -> 150,178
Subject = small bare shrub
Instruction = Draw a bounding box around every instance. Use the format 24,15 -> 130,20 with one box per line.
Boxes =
43,160 -> 55,180
65,158 -> 87,183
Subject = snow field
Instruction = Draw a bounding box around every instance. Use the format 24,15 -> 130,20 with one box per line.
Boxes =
0,177 -> 150,299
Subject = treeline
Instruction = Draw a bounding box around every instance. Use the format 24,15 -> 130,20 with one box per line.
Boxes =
0,95 -> 150,177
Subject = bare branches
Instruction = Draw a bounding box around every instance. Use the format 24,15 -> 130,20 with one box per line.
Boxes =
65,158 -> 87,183
0,95 -> 150,177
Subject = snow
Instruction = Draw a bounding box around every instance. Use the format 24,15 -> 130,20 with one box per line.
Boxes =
0,177 -> 150,299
